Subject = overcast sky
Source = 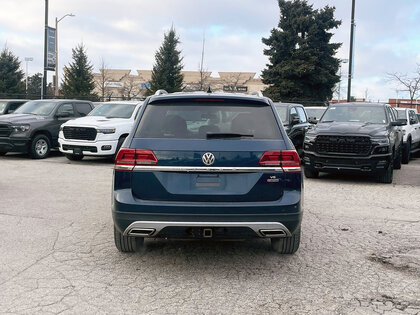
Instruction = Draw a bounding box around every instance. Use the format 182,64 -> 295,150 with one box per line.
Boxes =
1,0 -> 419,101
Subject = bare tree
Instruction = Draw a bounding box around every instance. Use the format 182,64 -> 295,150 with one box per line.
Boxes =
387,64 -> 420,106
120,74 -> 141,100
95,58 -> 112,101
198,32 -> 211,91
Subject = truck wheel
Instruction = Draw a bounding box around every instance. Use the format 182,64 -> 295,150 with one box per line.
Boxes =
65,154 -> 84,161
30,134 -> 51,159
377,162 -> 393,184
304,166 -> 319,178
402,142 -> 411,164
271,227 -> 301,254
114,226 -> 144,253
393,146 -> 402,170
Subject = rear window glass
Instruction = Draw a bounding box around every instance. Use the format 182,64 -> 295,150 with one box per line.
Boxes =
135,101 -> 282,140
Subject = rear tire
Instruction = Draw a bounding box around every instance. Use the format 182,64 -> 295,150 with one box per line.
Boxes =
393,146 -> 402,170
65,154 -> 84,161
30,134 -> 51,159
271,227 -> 301,254
377,162 -> 393,184
402,141 -> 411,164
114,226 -> 144,253
304,165 -> 319,178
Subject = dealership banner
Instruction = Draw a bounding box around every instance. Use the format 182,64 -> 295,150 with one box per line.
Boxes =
46,27 -> 56,71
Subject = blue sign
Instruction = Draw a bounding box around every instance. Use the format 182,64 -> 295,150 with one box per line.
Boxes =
141,83 -> 150,89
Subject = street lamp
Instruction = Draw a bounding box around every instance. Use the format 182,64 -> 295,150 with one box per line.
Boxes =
338,59 -> 348,102
24,57 -> 34,94
55,13 -> 75,97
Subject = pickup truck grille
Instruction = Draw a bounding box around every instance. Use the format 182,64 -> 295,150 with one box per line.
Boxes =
63,127 -> 97,141
0,124 -> 12,137
315,135 -> 371,155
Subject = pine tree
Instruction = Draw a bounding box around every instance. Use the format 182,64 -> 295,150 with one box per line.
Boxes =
61,44 -> 98,100
148,28 -> 184,94
0,47 -> 25,98
261,0 -> 341,104
27,73 -> 42,98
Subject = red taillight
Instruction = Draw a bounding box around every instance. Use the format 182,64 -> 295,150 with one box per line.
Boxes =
259,150 -> 301,172
115,148 -> 158,171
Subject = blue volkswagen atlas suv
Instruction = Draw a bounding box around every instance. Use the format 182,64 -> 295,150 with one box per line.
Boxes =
112,91 -> 303,254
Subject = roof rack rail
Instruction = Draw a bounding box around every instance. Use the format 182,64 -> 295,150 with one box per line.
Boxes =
251,91 -> 263,97
154,89 -> 168,96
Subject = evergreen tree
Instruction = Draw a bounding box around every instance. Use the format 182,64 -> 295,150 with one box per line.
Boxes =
0,47 -> 25,98
61,44 -> 98,100
261,0 -> 341,103
148,28 -> 184,94
27,73 -> 42,98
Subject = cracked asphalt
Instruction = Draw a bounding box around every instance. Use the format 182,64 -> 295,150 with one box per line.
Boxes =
0,152 -> 419,314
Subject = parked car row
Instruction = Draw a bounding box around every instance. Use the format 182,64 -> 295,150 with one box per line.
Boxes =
0,99 -> 143,159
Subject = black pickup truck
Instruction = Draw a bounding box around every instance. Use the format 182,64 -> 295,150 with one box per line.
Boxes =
303,102 -> 405,183
273,102 -> 311,156
0,99 -> 93,158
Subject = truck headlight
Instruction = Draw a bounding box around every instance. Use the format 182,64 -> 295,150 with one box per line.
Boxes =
11,125 -> 30,133
371,137 -> 389,145
304,134 -> 317,143
97,128 -> 116,134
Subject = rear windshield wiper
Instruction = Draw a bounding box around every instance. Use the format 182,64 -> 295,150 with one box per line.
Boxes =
206,133 -> 254,139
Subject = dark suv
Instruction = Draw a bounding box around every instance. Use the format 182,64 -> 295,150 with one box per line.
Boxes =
0,99 -> 28,115
273,103 -> 311,156
303,102 -> 405,183
0,99 -> 93,158
112,91 -> 303,254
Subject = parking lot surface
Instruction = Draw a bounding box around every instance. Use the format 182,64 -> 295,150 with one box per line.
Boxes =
0,153 -> 419,314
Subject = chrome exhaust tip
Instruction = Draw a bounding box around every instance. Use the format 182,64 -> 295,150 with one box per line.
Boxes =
260,229 -> 287,237
128,228 -> 155,237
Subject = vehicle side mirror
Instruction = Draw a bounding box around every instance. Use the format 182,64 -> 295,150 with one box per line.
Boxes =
56,112 -> 71,118
290,115 -> 300,126
391,119 -> 407,126
410,119 -> 417,125
308,117 -> 318,124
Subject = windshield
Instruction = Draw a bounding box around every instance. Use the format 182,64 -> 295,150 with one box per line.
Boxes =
135,101 -> 282,140
0,102 -> 6,114
395,109 -> 406,119
274,106 -> 288,124
88,103 -> 136,118
321,105 -> 387,124
305,108 -> 326,120
14,101 -> 56,116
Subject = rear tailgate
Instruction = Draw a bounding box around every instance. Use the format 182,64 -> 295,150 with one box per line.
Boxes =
129,139 -> 288,202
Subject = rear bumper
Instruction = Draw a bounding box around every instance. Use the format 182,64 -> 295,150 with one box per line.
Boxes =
58,137 -> 118,156
112,188 -> 303,238
303,151 -> 392,173
0,137 -> 30,153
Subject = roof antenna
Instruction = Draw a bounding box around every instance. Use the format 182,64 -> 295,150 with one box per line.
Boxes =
207,86 -> 212,93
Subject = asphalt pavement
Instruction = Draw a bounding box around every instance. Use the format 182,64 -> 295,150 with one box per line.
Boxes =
0,152 -> 419,314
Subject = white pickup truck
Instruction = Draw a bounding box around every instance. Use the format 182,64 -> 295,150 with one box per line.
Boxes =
58,101 -> 143,160
395,107 -> 420,164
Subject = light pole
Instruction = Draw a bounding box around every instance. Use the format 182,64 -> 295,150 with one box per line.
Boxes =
347,0 -> 356,102
24,57 -> 34,94
55,13 -> 75,97
338,59 -> 348,102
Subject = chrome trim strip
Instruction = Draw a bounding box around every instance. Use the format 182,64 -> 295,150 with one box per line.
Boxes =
124,221 -> 291,238
132,166 -> 284,173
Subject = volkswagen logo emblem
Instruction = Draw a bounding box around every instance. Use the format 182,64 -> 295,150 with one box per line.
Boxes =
202,152 -> 215,166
